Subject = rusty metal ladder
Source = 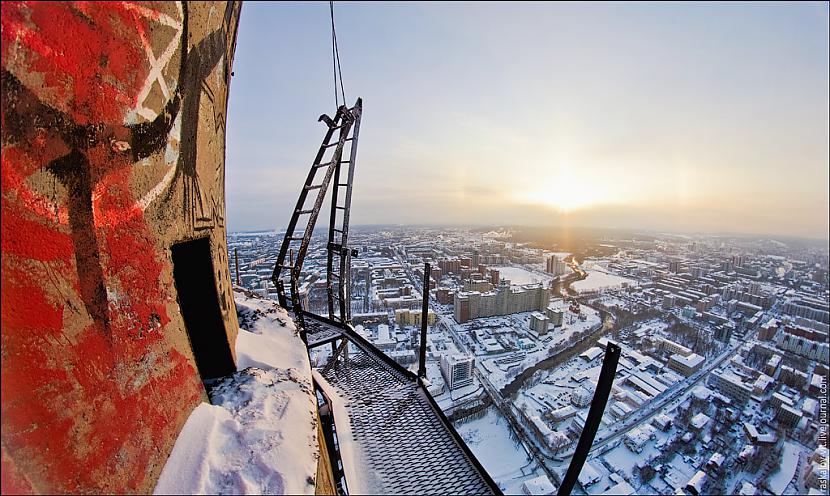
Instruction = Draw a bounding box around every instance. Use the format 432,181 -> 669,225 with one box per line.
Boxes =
272,98 -> 362,326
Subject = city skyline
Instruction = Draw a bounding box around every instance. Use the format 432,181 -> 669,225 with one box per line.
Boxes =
226,2 -> 829,240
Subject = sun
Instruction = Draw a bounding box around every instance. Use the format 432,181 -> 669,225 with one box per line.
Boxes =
511,169 -> 606,212
530,187 -> 600,212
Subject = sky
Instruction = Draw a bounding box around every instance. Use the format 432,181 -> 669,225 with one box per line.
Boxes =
225,1 -> 829,239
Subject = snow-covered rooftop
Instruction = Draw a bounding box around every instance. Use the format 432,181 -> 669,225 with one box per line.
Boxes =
521,474 -> 557,495
690,412 -> 711,430
671,352 -> 704,368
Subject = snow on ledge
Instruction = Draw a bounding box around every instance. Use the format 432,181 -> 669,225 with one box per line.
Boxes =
312,370 -> 379,495
154,289 -> 319,495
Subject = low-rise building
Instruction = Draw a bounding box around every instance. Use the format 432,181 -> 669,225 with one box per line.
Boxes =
685,470 -> 707,496
668,352 -> 705,376
653,414 -> 673,431
706,453 -> 725,472
394,308 -> 436,326
521,475 -> 556,496
690,412 -> 711,431
659,337 -> 693,356
570,387 -> 592,407
624,425 -> 655,453
710,370 -> 753,403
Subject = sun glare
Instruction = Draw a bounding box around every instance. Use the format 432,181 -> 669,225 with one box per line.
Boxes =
510,164 -> 614,212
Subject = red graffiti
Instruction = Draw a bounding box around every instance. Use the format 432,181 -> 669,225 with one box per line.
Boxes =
1,2 -> 210,493
1,1 -> 154,125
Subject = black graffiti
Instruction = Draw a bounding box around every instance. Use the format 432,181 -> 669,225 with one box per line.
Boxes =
0,1 -> 240,333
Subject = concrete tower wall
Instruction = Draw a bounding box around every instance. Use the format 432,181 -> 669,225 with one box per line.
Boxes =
1,2 -> 242,493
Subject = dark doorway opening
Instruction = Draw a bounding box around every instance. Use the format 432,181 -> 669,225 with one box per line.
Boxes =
171,237 -> 235,382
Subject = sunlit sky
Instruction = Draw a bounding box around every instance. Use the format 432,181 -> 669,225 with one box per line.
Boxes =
226,2 -> 829,239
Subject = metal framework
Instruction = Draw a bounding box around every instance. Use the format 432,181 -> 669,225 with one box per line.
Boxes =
268,96 -> 618,495
557,341 -> 621,495
272,98 -> 362,326
306,312 -> 502,495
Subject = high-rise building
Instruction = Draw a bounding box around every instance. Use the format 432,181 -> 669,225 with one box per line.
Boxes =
530,312 -> 549,335
436,287 -> 454,305
546,306 -> 564,327
440,354 -> 474,390
437,258 -> 462,275
775,325 -> 830,362
453,283 -> 549,323
546,255 -> 569,276
714,324 -> 734,343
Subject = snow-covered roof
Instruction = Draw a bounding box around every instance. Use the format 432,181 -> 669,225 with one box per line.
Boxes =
739,444 -> 757,459
692,385 -> 713,401
653,413 -> 673,427
690,413 -> 711,430
521,475 -> 556,496
600,480 -> 635,495
580,346 -> 603,361
578,461 -> 601,486
738,481 -> 757,495
625,425 -> 655,447
671,352 -> 704,368
686,470 -> 707,491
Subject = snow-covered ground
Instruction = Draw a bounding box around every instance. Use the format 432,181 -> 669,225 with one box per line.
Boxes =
154,290 -> 319,495
491,266 -> 553,286
475,303 -> 602,390
768,441 -> 801,494
454,406 -> 544,492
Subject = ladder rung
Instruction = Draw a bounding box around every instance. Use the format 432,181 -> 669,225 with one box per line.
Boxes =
305,184 -> 323,190
335,206 -> 346,210
337,183 -> 349,187
332,228 -> 343,233
313,162 -> 332,169
296,209 -> 314,215
324,139 -> 354,148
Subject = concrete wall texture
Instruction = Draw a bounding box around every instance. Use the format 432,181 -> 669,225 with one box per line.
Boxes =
1,2 -> 242,493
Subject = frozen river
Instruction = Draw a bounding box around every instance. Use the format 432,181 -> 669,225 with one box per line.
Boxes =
571,269 -> 635,293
